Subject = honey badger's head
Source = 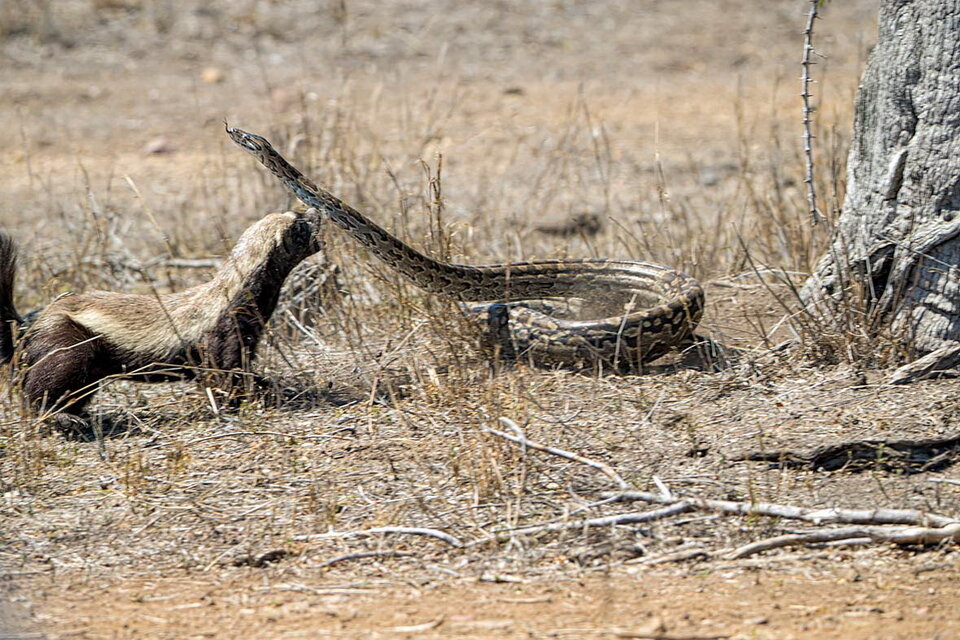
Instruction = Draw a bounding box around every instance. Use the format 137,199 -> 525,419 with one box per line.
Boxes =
283,208 -> 324,257
244,209 -> 323,262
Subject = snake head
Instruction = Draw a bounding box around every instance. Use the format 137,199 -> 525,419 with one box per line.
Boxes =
224,123 -> 271,154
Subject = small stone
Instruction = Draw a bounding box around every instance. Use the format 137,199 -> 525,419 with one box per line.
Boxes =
626,616 -> 666,636
142,138 -> 175,154
269,87 -> 295,111
201,67 -> 224,84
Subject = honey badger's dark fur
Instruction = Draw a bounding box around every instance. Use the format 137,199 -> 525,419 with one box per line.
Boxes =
0,210 -> 322,427
0,233 -> 22,366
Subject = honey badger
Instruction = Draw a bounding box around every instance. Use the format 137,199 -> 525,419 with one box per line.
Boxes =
0,209 -> 323,428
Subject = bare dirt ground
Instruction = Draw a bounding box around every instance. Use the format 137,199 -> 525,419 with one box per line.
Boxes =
8,561 -> 960,639
6,1 -> 960,639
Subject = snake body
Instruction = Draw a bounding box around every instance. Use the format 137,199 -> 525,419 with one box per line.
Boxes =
226,126 -> 704,369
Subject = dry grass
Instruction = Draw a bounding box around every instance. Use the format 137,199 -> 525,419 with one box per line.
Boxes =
5,1 -> 960,638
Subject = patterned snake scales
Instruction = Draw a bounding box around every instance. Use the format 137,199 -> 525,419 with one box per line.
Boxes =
226,126 -> 704,369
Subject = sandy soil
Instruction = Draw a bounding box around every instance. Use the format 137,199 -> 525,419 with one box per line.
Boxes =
4,559 -> 960,639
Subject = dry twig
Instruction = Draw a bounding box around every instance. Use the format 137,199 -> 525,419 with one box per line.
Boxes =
606,490 -> 956,528
728,522 -> 960,559
490,502 -> 692,540
293,526 -> 462,547
485,417 -> 629,490
183,429 -> 347,446
387,615 -> 446,633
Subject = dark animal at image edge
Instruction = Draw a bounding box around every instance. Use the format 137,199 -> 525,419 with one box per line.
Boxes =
0,210 -> 323,428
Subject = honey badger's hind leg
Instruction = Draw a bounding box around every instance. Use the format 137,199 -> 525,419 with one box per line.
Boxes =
22,316 -> 105,433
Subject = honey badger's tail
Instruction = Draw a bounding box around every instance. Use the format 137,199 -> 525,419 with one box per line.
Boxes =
0,233 -> 22,365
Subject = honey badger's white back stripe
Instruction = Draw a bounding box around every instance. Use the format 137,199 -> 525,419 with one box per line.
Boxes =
45,212 -> 300,359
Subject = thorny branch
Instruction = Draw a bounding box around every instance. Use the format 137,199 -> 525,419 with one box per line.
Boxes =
802,0 -> 823,225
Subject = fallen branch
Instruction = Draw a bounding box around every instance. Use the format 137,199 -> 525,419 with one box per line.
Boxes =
728,522 -> 960,559
486,417 -> 629,490
604,490 -> 956,528
293,526 -> 462,548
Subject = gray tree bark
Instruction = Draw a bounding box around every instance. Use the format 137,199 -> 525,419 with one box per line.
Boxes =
802,0 -> 960,356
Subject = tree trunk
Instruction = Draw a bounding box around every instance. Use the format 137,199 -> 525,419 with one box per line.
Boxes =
803,0 -> 960,357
